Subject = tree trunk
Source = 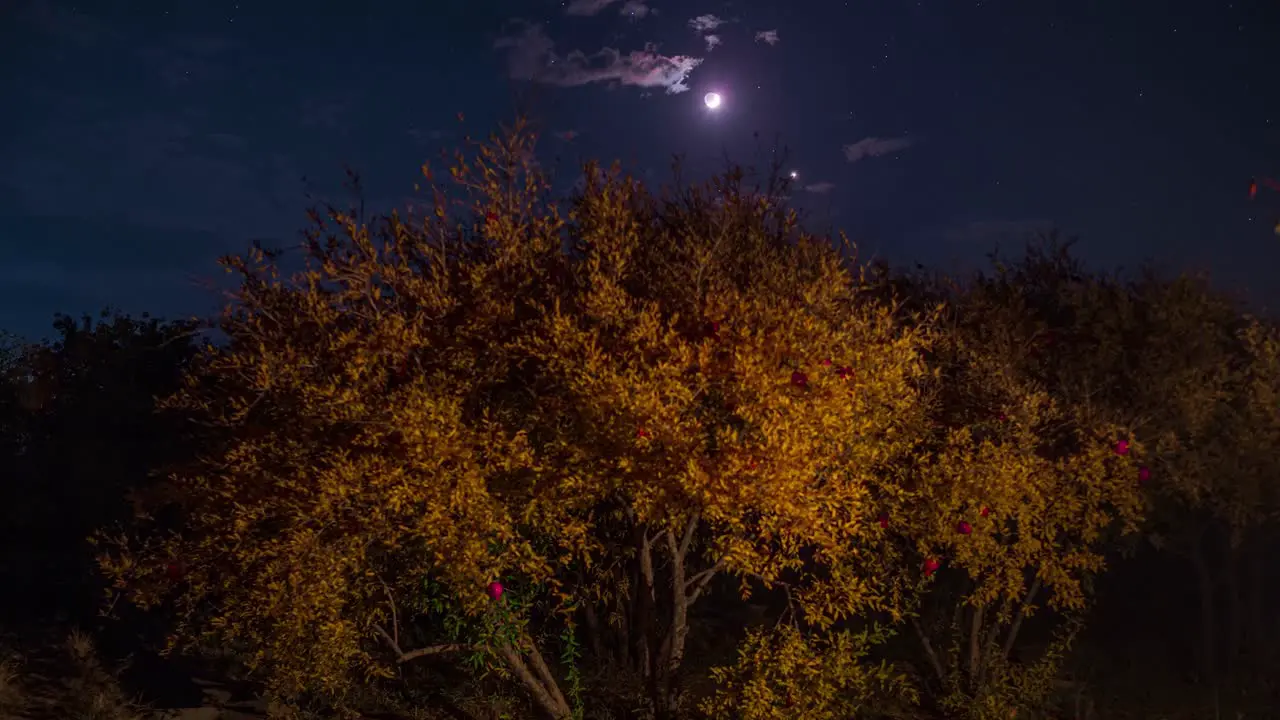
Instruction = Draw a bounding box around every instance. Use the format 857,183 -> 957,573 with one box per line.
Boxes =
633,523 -> 657,678
1190,532 -> 1220,720
1224,541 -> 1242,682
654,514 -> 701,719
583,603 -> 606,661
496,642 -> 572,719
1248,541 -> 1266,672
614,564 -> 632,667
968,604 -> 985,690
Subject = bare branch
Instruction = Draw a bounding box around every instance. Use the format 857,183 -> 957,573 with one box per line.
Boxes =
372,623 -> 464,664
1000,576 -> 1043,661
399,644 -> 467,662
677,511 -> 701,562
911,616 -> 947,685
685,557 -> 727,604
375,574 -> 398,648
968,603 -> 985,689
525,637 -> 571,711
496,642 -> 572,718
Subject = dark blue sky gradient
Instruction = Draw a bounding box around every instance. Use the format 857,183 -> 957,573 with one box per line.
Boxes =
2,0 -> 1278,339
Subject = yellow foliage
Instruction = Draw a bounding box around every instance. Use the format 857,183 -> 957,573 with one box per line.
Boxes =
97,123 -> 938,712
902,252 -> 1147,612
701,625 -> 917,720
517,161 -> 937,624
95,129 -> 1188,718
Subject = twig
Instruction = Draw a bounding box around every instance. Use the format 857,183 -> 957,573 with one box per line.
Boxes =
375,574 -> 398,648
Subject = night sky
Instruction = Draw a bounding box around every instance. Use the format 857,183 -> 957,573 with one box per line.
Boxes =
2,0 -> 1278,340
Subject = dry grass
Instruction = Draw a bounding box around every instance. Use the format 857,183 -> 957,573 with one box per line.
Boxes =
0,652 -> 26,717
0,630 -> 151,720
60,629 -> 148,720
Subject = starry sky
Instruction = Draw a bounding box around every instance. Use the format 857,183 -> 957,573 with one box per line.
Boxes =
2,0 -> 1278,340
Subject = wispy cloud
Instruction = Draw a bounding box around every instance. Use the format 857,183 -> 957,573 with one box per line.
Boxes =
688,14 -> 729,33
299,98 -> 349,133
620,0 -> 654,18
206,132 -> 247,150
565,0 -> 620,16
803,182 -> 836,194
704,34 -> 722,52
842,136 -> 914,163
407,128 -> 447,146
754,29 -> 780,46
565,0 -> 653,18
495,24 -> 703,95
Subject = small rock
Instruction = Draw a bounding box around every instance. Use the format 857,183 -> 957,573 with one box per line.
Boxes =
202,687 -> 233,706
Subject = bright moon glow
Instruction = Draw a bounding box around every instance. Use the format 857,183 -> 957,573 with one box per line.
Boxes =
704,92 -> 722,110
789,170 -> 799,179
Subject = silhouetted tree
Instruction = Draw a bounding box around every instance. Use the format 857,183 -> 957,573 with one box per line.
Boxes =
0,311 -> 201,624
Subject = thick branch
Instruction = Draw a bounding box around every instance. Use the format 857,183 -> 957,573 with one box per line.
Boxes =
636,524 -> 657,677
978,596 -> 1013,688
968,604 -> 985,689
910,617 -> 946,685
525,637 -> 571,713
1000,576 -> 1043,661
654,517 -> 699,715
496,643 -> 572,719
372,623 -> 464,664
685,557 -> 727,604
677,511 -> 701,562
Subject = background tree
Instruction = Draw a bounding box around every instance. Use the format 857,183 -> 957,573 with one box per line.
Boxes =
865,248 -> 1147,719
1044,266 -> 1280,715
0,311 -> 199,626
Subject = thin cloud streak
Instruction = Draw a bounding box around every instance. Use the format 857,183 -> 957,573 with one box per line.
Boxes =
565,0 -> 620,16
843,136 -> 914,162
